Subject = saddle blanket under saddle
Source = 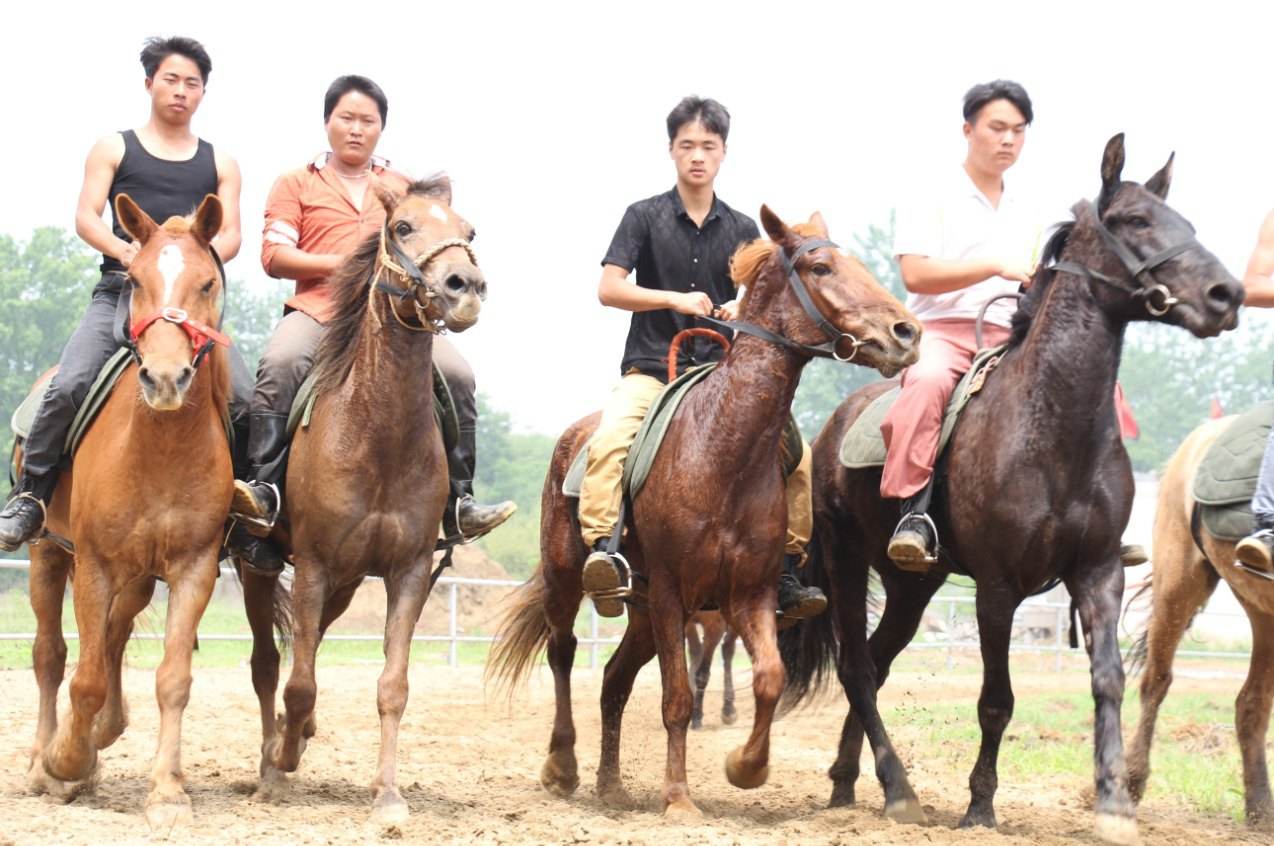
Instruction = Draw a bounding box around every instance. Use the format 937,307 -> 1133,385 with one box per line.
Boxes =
1192,400 -> 1274,540
838,344 -> 1008,469
562,363 -> 803,500
288,364 -> 458,448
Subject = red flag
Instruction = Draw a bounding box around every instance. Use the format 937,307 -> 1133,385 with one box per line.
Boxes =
1114,382 -> 1140,440
1209,395 -> 1225,419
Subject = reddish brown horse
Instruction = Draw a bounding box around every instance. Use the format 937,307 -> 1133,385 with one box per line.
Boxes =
686,611 -> 739,730
490,207 -> 920,817
781,135 -> 1244,844
241,177 -> 484,824
1126,417 -> 1274,828
22,194 -> 232,827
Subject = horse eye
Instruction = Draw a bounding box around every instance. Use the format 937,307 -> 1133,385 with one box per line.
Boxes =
811,263 -> 832,277
395,221 -> 412,237
1125,216 -> 1151,229
201,280 -> 215,295
467,229 -> 477,243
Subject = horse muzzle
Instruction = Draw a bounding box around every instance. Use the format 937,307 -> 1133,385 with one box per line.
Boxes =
138,360 -> 194,411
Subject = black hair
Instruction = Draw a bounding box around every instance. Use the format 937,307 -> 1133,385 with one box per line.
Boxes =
962,79 -> 1033,125
140,36 -> 212,84
666,96 -> 731,143
324,75 -> 389,127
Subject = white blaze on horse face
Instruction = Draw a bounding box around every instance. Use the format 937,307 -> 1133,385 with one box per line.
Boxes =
429,204 -> 449,223
158,244 -> 184,305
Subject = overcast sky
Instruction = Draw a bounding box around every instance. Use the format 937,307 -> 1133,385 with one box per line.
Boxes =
3,1 -> 1271,434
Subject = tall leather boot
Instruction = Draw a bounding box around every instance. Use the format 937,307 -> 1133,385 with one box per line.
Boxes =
441,422 -> 516,542
228,412 -> 290,575
0,472 -> 57,551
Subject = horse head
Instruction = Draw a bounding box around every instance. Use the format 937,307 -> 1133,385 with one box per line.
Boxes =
736,207 -> 920,377
1085,133 -> 1243,337
116,193 -> 228,411
375,176 -> 485,333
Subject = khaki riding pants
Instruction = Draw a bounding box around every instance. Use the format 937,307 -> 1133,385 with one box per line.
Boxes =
578,373 -> 812,559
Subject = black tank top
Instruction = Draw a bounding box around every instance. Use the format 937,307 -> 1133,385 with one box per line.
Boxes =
103,129 -> 219,273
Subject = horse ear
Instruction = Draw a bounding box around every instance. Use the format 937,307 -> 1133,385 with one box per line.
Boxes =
760,205 -> 794,247
808,211 -> 829,237
1098,132 -> 1126,215
1144,152 -> 1174,200
114,193 -> 158,245
419,174 -> 452,206
375,184 -> 403,215
191,194 -> 222,246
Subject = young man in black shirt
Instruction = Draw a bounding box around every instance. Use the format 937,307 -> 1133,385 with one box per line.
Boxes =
578,96 -> 826,620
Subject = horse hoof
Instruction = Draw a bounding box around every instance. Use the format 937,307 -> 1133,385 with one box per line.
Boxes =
958,807 -> 996,829
664,797 -> 703,821
1094,813 -> 1141,846
539,755 -> 579,797
596,782 -> 635,808
721,709 -> 738,726
884,797 -> 927,825
829,782 -> 857,808
145,792 -> 193,830
369,791 -> 410,826
724,747 -> 768,789
27,760 -> 95,803
690,719 -> 703,731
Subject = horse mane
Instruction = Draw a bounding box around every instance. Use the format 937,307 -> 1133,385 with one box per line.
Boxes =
311,175 -> 451,393
1008,204 -> 1082,346
730,223 -> 867,307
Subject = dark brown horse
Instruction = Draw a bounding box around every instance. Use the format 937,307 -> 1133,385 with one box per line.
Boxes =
23,195 -> 233,827
489,207 -> 920,817
241,177 -> 484,824
686,611 -> 739,730
1126,417 -> 1274,828
780,135 -> 1244,844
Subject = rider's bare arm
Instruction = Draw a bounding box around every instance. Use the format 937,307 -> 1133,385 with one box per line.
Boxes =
597,263 -> 712,316
898,254 -> 1033,294
1242,210 -> 1274,308
210,151 -> 243,261
74,134 -> 137,267
261,173 -> 343,281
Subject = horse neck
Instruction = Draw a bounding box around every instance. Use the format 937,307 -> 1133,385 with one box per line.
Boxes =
343,297 -> 436,439
123,356 -> 224,453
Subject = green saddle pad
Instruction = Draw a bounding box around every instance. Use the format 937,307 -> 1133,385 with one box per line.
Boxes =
11,348 -> 135,456
1193,400 -> 1274,541
288,363 -> 459,451
839,344 -> 1008,469
562,364 -> 802,499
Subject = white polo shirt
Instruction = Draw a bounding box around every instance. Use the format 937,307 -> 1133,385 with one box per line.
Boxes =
893,166 -> 1044,329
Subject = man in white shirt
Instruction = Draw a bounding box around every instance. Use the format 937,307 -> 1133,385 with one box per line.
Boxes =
1236,209 -> 1274,573
882,80 -> 1039,570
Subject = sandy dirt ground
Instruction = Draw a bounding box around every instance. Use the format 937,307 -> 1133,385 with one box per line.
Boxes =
1,655 -> 1269,846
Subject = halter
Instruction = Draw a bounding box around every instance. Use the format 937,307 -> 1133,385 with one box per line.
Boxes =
1052,201 -> 1199,317
127,246 -> 230,368
704,238 -> 866,362
372,226 -> 480,333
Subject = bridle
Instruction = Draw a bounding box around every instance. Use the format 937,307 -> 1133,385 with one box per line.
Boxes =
372,225 -> 480,333
127,246 -> 230,368
1052,200 -> 1200,317
704,238 -> 866,362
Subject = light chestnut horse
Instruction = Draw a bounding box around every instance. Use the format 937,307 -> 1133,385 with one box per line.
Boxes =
242,177 -> 485,824
1127,416 -> 1274,828
22,194 -> 232,827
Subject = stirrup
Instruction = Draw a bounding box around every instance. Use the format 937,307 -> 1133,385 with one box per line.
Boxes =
1,492 -> 48,544
891,511 -> 939,565
589,551 -> 635,602
230,480 -> 280,532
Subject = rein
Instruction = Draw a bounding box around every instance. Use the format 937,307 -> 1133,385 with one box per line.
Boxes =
1052,201 -> 1199,317
372,226 -> 479,333
127,246 -> 230,368
703,238 -> 865,363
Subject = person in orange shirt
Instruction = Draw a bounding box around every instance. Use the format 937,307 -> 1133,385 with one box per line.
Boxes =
228,75 -> 514,573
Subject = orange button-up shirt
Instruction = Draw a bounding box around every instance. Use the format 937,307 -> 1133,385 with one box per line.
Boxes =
261,153 -> 410,322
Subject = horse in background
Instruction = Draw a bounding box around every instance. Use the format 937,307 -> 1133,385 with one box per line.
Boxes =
686,611 -> 739,730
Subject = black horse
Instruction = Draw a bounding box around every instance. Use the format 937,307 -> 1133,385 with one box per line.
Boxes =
781,134 -> 1243,845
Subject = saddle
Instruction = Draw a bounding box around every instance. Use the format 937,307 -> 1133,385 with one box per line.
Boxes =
1192,401 -> 1274,540
838,344 -> 1008,469
562,363 -> 803,500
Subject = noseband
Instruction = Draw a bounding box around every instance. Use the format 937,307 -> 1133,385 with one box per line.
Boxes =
373,226 -> 480,333
127,247 -> 230,368
705,238 -> 865,362
1053,201 -> 1200,317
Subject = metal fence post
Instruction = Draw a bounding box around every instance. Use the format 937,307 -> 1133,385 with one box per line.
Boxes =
448,582 -> 458,668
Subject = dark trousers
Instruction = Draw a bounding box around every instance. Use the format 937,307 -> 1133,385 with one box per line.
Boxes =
21,271 -> 251,486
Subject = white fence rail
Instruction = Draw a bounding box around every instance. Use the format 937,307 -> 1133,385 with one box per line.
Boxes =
0,559 -> 1252,670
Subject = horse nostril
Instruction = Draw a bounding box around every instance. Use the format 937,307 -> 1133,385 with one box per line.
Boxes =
891,321 -> 918,345
1205,282 -> 1236,310
445,274 -> 468,295
175,366 -> 194,392
137,366 -> 155,391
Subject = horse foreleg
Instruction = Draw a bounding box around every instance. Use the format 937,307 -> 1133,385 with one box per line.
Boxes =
725,594 -> 783,797
144,558 -> 217,829
960,585 -> 1020,830
1070,562 -> 1140,846
242,567 -> 283,761
1235,605 -> 1274,828
720,627 -> 738,726
648,584 -> 698,818
368,565 -> 432,826
95,577 -> 156,750
265,561 -> 326,785
597,611 -> 656,806
26,545 -> 71,796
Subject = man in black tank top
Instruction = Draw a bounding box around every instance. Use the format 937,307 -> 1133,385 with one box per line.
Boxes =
0,36 -> 245,550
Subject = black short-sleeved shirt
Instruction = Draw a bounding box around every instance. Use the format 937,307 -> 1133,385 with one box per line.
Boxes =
602,188 -> 760,379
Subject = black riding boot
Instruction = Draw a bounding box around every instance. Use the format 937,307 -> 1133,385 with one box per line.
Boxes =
777,553 -> 827,620
440,422 -> 516,542
887,485 -> 939,572
0,473 -> 58,551
228,412 -> 290,576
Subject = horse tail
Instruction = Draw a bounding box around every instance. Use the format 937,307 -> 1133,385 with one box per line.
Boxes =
486,566 -> 551,697
779,529 -> 839,712
1121,579 -> 1154,675
269,573 -> 294,653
